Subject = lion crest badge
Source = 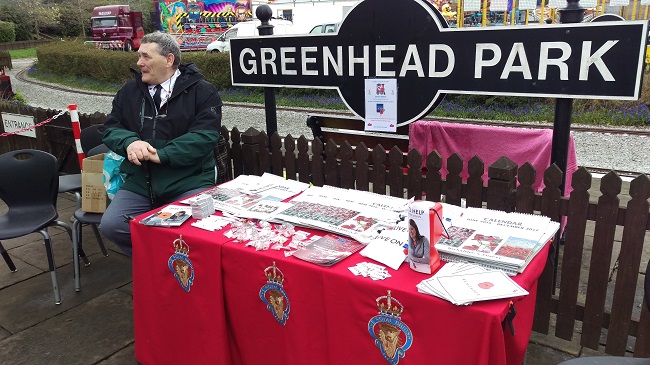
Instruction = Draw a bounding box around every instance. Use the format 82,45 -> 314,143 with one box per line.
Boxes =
259,262 -> 290,325
168,235 -> 195,292
368,290 -> 413,365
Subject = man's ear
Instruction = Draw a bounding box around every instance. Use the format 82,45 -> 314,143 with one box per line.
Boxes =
166,53 -> 175,67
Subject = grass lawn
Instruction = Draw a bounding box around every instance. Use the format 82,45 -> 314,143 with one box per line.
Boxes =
8,48 -> 37,59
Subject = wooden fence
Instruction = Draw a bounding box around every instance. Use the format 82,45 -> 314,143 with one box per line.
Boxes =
0,103 -> 105,174
0,39 -> 51,51
1,104 -> 649,357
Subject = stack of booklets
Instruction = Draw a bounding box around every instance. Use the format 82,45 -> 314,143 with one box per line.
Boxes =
183,173 -> 310,221
416,262 -> 529,305
435,207 -> 560,275
273,186 -> 409,244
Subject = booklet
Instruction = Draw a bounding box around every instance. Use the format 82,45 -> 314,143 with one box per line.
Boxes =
292,233 -> 365,266
140,205 -> 191,227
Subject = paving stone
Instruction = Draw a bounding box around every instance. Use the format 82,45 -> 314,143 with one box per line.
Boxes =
529,328 -> 582,358
0,256 -> 43,290
525,342 -> 576,365
0,289 -> 133,365
0,253 -> 132,333
96,343 -> 139,365
0,325 -> 10,341
118,282 -> 133,296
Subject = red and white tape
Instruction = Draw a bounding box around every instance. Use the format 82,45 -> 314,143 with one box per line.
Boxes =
68,104 -> 85,169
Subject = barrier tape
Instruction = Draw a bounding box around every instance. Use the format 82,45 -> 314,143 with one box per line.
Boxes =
68,104 -> 85,169
0,109 -> 66,137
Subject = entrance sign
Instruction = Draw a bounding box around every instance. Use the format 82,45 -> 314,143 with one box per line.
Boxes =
230,0 -> 647,125
1,113 -> 36,138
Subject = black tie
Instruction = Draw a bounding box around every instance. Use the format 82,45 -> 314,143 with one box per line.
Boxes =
153,85 -> 162,111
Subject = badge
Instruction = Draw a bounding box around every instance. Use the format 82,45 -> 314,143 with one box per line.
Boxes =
368,290 -> 413,365
168,235 -> 195,292
259,261 -> 290,325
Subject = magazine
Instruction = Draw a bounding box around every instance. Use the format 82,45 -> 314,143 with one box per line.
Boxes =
292,233 -> 365,266
140,205 -> 191,227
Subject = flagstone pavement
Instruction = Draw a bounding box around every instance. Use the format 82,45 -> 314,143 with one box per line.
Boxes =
0,190 -> 638,365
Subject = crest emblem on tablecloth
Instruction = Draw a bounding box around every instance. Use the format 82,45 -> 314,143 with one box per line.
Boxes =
368,290 -> 413,365
168,235 -> 194,292
259,261 -> 290,326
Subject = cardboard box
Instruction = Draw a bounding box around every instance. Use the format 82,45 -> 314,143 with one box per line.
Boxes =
82,153 -> 108,213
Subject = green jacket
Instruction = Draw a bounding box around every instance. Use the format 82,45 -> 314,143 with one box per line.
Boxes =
103,64 -> 222,202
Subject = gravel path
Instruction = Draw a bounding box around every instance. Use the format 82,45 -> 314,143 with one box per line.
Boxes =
6,58 -> 650,174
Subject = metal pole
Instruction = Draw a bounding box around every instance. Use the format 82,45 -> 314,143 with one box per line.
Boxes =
256,5 -> 278,138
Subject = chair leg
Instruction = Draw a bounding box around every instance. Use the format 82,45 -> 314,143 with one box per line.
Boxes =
39,229 -> 61,305
0,240 -> 17,272
90,223 -> 108,257
72,219 -> 81,292
54,219 -> 89,266
77,224 -> 90,267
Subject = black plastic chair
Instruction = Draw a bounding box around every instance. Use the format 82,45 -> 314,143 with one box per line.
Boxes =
555,258 -> 650,364
0,149 -> 73,305
72,143 -> 110,292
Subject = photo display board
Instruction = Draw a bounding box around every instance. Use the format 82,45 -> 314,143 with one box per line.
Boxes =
230,0 -> 647,125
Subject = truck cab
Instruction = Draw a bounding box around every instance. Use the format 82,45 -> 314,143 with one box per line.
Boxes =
91,5 -> 144,51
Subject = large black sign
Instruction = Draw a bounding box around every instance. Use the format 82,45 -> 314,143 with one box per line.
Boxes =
230,0 -> 647,125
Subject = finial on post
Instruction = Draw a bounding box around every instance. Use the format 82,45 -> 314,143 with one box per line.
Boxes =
559,0 -> 584,23
256,5 -> 274,38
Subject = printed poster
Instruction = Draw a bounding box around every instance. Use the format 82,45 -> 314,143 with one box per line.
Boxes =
364,78 -> 397,133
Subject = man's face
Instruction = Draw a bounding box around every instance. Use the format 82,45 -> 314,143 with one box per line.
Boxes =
137,42 -> 171,85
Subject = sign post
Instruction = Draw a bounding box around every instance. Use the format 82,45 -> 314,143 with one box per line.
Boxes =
552,0 -> 585,197
256,5 -> 278,139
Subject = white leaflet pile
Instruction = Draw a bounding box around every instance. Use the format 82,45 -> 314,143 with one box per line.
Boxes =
417,262 -> 528,305
348,262 -> 392,280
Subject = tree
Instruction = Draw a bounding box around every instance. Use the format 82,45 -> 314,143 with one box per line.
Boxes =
0,4 -> 34,40
2,0 -> 60,38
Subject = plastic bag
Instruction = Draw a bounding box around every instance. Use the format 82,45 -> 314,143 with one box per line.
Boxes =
102,150 -> 125,201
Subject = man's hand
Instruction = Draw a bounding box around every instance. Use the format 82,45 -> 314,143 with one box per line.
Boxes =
126,141 -> 159,166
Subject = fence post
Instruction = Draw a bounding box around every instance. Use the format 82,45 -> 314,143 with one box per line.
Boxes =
241,127 -> 263,176
486,156 -> 517,212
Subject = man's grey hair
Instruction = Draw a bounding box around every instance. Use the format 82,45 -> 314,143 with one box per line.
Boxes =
141,31 -> 181,67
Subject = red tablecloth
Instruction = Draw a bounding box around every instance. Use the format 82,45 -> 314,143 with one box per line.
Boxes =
409,120 -> 578,194
132,216 -> 550,365
131,220 -> 233,365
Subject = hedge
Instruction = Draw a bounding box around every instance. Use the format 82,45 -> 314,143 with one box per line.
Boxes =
35,40 -> 233,89
0,21 -> 16,43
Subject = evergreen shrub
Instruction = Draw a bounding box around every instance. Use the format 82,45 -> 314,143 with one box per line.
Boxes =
0,21 -> 16,43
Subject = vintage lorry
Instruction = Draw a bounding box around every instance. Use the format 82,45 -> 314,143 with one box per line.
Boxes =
88,5 -> 144,51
